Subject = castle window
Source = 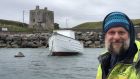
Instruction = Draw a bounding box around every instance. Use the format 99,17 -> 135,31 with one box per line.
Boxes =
33,19 -> 35,22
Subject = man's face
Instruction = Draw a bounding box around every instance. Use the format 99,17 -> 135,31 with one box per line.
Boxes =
105,27 -> 130,54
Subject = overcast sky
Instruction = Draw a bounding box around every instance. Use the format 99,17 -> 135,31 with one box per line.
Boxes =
0,0 -> 140,28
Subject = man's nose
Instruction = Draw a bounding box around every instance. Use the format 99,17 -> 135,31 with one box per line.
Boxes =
113,33 -> 121,40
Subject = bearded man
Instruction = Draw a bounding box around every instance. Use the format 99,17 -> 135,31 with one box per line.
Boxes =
96,12 -> 140,79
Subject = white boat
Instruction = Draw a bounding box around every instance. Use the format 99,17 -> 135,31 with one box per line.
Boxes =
48,30 -> 84,56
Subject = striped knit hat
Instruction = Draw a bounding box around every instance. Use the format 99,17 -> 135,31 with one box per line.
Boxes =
103,12 -> 131,33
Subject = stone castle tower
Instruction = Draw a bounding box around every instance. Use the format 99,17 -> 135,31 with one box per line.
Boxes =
29,6 -> 54,31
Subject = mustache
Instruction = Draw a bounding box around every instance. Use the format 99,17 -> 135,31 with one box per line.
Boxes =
111,40 -> 124,43
110,41 -> 125,44
110,42 -> 124,46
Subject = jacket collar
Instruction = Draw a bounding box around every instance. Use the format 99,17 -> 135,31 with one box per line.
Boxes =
98,52 -> 134,64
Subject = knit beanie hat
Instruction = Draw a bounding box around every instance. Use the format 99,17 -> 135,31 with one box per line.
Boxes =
103,12 -> 131,33
103,12 -> 135,42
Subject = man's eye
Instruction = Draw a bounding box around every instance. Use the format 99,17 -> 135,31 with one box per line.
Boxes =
119,31 -> 125,35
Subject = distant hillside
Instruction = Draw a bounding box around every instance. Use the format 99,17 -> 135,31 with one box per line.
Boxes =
0,19 -> 59,32
132,19 -> 140,25
0,19 -> 33,32
0,19 -> 28,27
74,19 -> 140,29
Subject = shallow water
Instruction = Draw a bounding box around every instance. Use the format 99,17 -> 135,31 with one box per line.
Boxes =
0,48 -> 104,79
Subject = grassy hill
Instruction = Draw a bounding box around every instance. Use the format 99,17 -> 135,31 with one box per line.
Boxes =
74,19 -> 140,29
0,19 -> 59,32
0,19 -> 33,32
132,19 -> 140,25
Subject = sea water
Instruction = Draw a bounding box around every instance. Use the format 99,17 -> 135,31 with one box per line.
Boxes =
0,48 -> 104,79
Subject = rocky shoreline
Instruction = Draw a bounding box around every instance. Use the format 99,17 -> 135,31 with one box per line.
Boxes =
75,31 -> 104,48
0,31 -> 140,48
0,33 -> 51,48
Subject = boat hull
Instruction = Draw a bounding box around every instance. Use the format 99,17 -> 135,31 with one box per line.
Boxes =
51,52 -> 80,56
48,33 -> 83,56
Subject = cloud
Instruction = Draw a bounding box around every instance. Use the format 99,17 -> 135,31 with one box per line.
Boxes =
0,0 -> 140,28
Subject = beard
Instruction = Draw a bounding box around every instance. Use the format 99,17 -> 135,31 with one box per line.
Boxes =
105,39 -> 130,55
